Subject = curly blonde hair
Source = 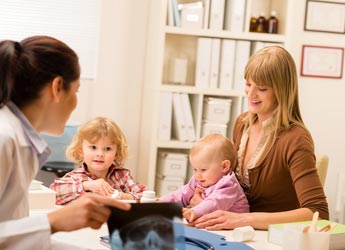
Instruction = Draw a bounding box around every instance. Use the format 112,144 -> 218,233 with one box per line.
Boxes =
66,117 -> 128,166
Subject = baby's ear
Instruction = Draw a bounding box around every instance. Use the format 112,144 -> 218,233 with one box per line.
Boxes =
221,160 -> 231,173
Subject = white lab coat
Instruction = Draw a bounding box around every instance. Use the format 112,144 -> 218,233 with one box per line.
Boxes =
0,105 -> 51,249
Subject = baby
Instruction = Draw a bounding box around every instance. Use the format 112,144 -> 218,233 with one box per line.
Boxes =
159,133 -> 249,222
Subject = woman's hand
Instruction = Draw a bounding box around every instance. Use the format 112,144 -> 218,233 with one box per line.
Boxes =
193,210 -> 250,230
48,193 -> 131,233
82,179 -> 114,196
189,187 -> 204,207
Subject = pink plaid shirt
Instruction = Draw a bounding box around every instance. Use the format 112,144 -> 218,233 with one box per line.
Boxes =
50,164 -> 146,205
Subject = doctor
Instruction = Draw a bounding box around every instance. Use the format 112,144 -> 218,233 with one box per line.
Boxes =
0,36 -> 130,249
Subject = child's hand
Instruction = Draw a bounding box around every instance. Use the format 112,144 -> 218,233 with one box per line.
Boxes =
182,207 -> 197,223
116,192 -> 135,200
82,179 -> 114,196
189,187 -> 204,207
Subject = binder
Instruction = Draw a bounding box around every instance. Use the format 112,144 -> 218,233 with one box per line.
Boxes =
209,0 -> 225,30
224,0 -> 246,32
209,38 -> 221,89
158,92 -> 173,141
172,93 -> 188,141
167,0 -> 174,26
219,39 -> 236,90
195,37 -> 212,88
172,0 -> 181,27
202,0 -> 210,29
233,40 -> 250,90
180,93 -> 196,142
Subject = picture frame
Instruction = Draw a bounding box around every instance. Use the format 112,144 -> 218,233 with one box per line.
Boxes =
304,0 -> 345,34
301,45 -> 344,79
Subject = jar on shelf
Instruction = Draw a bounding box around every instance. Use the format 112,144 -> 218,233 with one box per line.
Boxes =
267,10 -> 278,34
256,12 -> 267,33
249,14 -> 257,32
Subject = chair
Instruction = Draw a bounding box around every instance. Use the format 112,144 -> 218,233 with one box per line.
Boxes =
35,124 -> 79,186
315,154 -> 329,187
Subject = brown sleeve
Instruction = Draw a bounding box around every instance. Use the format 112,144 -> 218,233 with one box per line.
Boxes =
285,126 -> 329,219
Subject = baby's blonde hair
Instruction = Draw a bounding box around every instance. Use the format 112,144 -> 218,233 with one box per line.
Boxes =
66,117 -> 128,166
190,133 -> 236,169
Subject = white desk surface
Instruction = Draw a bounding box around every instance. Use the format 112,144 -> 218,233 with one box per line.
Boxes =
30,209 -> 281,250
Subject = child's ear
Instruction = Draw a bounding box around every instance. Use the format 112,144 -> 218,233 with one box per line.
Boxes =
221,160 -> 231,174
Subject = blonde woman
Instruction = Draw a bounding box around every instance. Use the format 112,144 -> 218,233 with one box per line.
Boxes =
192,46 -> 328,230
50,117 -> 146,204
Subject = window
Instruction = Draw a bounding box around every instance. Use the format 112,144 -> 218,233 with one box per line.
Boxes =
0,0 -> 101,79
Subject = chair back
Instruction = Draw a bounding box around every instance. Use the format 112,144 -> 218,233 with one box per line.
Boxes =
315,154 -> 329,186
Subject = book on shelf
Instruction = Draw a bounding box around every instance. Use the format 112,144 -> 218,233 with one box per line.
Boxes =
158,92 -> 173,141
195,37 -> 212,89
172,92 -> 189,141
202,0 -> 210,29
167,0 -> 174,26
233,40 -> 250,90
209,38 -> 221,89
180,93 -> 196,142
268,220 -> 345,250
171,0 -> 181,27
219,39 -> 236,90
224,0 -> 246,32
209,0 -> 225,30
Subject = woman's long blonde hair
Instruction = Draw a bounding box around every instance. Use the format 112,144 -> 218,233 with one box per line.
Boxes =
66,117 -> 128,166
243,46 -> 304,135
242,46 -> 305,164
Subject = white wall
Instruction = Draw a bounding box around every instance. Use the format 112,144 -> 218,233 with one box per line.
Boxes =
72,0 -> 344,220
70,1 -> 149,176
285,0 -> 345,221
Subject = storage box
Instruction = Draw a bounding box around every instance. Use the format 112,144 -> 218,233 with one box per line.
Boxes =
155,175 -> 185,197
202,97 -> 232,123
29,185 -> 56,209
180,2 -> 203,29
202,122 -> 228,137
157,151 -> 188,178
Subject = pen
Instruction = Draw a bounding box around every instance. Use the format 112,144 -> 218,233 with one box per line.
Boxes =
308,211 -> 319,232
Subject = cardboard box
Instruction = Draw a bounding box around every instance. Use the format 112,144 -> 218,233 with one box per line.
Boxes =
157,151 -> 188,178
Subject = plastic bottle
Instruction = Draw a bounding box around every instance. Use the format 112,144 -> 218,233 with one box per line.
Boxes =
267,10 -> 278,34
256,12 -> 267,33
140,190 -> 156,203
249,15 -> 257,32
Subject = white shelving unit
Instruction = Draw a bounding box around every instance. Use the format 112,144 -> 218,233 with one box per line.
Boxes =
138,0 -> 290,190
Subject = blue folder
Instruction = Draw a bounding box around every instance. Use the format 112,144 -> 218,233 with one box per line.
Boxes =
183,225 -> 253,250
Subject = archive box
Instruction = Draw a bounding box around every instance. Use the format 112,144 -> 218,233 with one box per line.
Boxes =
155,174 -> 185,197
202,97 -> 232,123
201,122 -> 228,137
157,151 -> 188,178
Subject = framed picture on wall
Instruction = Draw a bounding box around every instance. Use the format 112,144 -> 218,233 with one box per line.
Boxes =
301,45 -> 344,79
304,0 -> 345,33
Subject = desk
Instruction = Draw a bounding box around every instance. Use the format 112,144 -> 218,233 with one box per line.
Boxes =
30,209 -> 281,250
